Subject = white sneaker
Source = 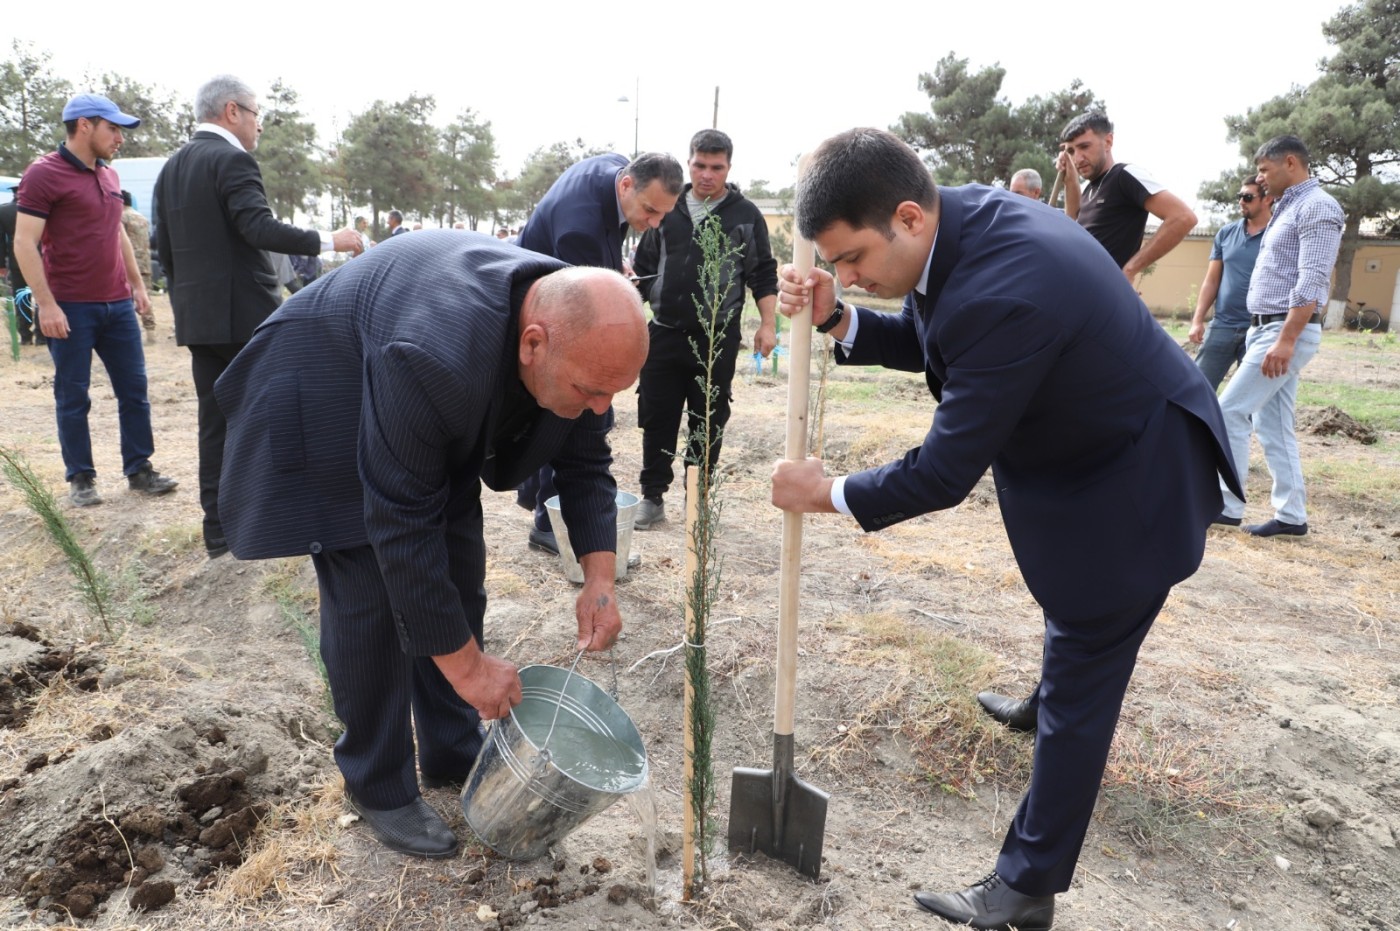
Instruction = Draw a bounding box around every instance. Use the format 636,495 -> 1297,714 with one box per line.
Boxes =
634,498 -> 665,529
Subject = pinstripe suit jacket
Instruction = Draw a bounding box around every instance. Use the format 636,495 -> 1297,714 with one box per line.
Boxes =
215,231 -> 619,655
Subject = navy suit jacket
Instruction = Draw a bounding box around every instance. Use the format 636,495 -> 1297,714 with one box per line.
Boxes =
154,131 -> 322,346
841,186 -> 1241,619
215,232 -> 619,655
519,153 -> 627,271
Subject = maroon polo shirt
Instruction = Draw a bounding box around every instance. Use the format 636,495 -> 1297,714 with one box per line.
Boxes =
16,144 -> 130,302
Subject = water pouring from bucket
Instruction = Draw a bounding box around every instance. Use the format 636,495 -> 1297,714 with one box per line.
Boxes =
461,663 -> 648,861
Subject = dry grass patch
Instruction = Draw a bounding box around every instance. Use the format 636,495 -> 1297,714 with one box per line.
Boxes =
211,777 -> 345,909
812,610 -> 1031,798
1101,721 -> 1277,861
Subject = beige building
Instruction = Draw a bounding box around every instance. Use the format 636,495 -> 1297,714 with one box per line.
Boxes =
1137,227 -> 1398,331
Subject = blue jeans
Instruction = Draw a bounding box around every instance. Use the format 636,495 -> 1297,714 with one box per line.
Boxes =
47,299 -> 154,481
1217,321 -> 1321,524
1195,321 -> 1249,391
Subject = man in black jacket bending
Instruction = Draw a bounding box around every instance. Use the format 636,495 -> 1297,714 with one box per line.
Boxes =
631,130 -> 779,528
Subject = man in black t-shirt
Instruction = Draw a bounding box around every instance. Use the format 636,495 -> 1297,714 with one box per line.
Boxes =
1056,112 -> 1196,284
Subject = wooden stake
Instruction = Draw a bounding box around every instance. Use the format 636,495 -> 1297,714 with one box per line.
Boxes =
681,465 -> 701,900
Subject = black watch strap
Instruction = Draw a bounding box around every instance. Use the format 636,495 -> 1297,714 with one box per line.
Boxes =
815,299 -> 846,334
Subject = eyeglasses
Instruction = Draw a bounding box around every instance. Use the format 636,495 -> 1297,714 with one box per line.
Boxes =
235,102 -> 262,124
1236,193 -> 1259,203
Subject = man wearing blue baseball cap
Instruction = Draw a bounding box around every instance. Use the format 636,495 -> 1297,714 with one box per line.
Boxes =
14,93 -> 179,507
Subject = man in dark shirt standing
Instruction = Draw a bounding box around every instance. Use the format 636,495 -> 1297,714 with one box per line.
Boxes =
630,130 -> 778,529
1,188 -> 43,346
1058,112 -> 1196,283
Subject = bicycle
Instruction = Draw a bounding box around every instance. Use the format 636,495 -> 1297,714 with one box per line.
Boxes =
1342,299 -> 1382,332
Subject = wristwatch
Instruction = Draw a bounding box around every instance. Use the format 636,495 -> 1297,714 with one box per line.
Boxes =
815,299 -> 846,334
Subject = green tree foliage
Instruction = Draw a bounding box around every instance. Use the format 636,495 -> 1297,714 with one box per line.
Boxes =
94,72 -> 191,157
257,79 -> 323,222
512,139 -> 610,219
338,95 -> 439,235
892,53 -> 1105,192
1202,0 -> 1400,301
0,40 -> 72,172
436,108 -> 497,229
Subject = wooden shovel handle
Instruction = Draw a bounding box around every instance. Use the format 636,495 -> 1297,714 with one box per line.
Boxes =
775,155 -> 814,738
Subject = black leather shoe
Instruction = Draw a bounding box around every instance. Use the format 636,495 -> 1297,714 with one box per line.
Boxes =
976,691 -> 1037,732
1212,513 -> 1242,527
1245,518 -> 1307,537
528,527 -> 560,555
914,872 -> 1055,930
345,793 -> 459,858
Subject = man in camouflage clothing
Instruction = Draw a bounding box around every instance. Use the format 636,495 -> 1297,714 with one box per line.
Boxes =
121,191 -> 156,344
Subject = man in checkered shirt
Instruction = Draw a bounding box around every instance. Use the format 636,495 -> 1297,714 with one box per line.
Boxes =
1215,135 -> 1343,538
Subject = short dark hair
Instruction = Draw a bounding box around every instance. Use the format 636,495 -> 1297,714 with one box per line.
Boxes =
625,152 -> 684,196
1060,111 -> 1113,144
120,189 -> 133,207
796,128 -> 937,241
388,209 -> 404,224
62,115 -> 106,137
1255,134 -> 1310,168
688,129 -> 733,161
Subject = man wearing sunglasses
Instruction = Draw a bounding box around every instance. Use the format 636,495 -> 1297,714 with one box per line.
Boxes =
1188,180 -> 1273,389
155,74 -> 363,559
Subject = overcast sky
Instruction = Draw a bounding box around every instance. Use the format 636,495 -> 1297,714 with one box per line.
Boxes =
12,0 -> 1339,217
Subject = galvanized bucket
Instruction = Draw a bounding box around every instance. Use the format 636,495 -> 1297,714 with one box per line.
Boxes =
544,491 -> 640,583
460,664 -> 648,860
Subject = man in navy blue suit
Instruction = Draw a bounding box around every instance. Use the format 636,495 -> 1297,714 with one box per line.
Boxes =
215,232 -> 648,858
772,129 -> 1240,930
515,151 -> 683,554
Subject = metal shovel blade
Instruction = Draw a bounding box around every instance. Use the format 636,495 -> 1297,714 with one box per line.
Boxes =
728,735 -> 829,879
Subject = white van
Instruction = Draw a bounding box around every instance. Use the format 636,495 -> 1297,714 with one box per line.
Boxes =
110,156 -> 167,222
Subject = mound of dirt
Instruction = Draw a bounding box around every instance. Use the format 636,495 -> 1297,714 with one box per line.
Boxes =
1300,405 -> 1379,444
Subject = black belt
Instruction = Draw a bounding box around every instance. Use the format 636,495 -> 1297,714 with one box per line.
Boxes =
1251,312 -> 1321,326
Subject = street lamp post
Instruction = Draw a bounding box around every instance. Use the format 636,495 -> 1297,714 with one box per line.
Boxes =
617,77 -> 639,158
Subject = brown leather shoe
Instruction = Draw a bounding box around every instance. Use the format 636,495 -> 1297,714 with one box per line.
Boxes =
914,872 -> 1055,930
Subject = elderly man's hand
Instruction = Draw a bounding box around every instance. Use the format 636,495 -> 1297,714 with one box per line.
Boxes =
331,227 -> 365,255
576,552 -> 622,651
433,639 -> 522,720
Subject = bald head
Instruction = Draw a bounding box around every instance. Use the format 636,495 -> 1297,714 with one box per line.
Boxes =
519,267 -> 648,418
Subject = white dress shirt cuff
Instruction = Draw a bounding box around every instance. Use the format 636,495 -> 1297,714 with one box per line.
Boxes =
830,475 -> 853,516
318,232 -> 334,252
836,304 -> 859,351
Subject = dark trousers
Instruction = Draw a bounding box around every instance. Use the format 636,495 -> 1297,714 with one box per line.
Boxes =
190,343 -> 246,552
521,464 -> 559,532
312,544 -> 486,809
1195,322 -> 1249,391
48,299 -> 152,481
637,322 -> 742,500
994,588 -> 1170,896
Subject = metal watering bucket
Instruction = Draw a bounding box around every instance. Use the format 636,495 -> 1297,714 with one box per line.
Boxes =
544,491 -> 640,583
461,664 -> 648,860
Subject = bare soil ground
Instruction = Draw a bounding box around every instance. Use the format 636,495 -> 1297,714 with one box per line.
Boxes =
1,296 -> 1397,930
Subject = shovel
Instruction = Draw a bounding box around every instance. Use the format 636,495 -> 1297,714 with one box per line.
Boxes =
727,157 -> 829,879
